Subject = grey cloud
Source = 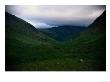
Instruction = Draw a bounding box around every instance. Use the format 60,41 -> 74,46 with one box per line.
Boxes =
5,5 -> 106,28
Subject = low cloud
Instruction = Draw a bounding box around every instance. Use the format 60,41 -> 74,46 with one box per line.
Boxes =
6,5 -> 105,28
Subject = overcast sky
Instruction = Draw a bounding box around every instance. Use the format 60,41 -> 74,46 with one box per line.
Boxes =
6,5 -> 105,28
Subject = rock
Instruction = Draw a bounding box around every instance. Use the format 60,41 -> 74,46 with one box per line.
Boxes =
80,59 -> 83,62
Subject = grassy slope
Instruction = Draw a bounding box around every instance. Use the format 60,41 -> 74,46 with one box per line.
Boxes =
62,11 -> 106,71
5,12 -> 60,70
5,11 -> 106,71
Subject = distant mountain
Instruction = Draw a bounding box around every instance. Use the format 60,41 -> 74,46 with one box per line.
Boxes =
38,25 -> 86,41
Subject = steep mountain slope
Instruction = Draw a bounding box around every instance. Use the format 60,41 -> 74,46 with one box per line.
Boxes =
63,11 -> 106,70
39,25 -> 86,41
6,12 -> 57,46
5,12 -> 59,70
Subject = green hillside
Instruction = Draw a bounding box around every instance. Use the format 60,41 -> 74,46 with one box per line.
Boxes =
5,12 -> 60,70
5,11 -> 106,71
62,11 -> 106,70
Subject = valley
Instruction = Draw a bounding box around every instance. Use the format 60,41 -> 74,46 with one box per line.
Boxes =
5,11 -> 106,71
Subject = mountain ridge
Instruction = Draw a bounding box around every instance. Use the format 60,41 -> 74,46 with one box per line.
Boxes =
38,25 -> 86,41
5,12 -> 58,46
